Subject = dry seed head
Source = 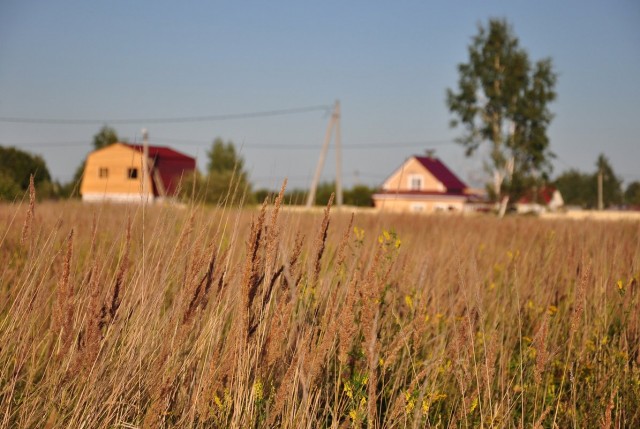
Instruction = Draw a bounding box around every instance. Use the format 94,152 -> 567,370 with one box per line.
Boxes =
601,387 -> 617,429
107,218 -> 131,322
570,263 -> 590,336
82,262 -> 102,372
240,198 -> 268,339
53,229 -> 74,356
311,192 -> 334,285
20,174 -> 36,246
334,213 -> 354,272
534,406 -> 552,429
338,273 -> 359,364
265,179 -> 287,286
265,297 -> 293,367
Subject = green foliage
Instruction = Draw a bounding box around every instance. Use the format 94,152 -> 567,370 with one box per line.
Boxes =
0,146 -> 54,201
596,154 -> 623,206
447,18 -> 557,201
207,138 -> 243,174
180,138 -> 253,205
554,154 -> 623,208
314,181 -> 337,206
554,169 -> 594,207
625,181 -> 640,206
0,171 -> 21,201
253,188 -> 271,204
92,125 -> 119,150
283,182 -> 375,206
59,163 -> 86,199
344,184 -> 375,207
284,188 -> 309,205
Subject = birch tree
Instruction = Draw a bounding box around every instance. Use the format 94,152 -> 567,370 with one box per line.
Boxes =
447,19 -> 557,206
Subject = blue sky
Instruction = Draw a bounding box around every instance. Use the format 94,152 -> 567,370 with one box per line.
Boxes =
1,0 -> 639,190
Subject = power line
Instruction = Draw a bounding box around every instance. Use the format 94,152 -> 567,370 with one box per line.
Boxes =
0,104 -> 332,125
6,138 -> 456,150
0,141 -> 89,148
152,137 -> 455,150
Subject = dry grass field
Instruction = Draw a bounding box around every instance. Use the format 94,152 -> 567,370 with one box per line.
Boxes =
1,183 -> 639,428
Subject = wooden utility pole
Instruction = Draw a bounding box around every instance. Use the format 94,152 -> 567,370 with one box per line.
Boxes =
306,100 -> 343,207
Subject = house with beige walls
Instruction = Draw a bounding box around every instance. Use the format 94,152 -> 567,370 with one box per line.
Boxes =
372,154 -> 476,213
80,142 -> 195,203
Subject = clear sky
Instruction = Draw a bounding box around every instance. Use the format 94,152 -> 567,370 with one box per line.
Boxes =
1,0 -> 639,191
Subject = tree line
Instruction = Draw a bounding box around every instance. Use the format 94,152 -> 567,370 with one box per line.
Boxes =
1,124 -> 637,208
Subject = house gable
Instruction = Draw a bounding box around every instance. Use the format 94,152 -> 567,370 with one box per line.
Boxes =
373,155 -> 470,214
381,157 -> 447,192
80,143 -> 149,198
414,156 -> 466,192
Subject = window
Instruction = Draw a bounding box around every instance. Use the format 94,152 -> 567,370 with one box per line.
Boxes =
98,167 -> 108,178
409,174 -> 423,190
127,168 -> 138,179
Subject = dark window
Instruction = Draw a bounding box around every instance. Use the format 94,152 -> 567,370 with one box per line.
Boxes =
99,167 -> 108,178
127,168 -> 138,179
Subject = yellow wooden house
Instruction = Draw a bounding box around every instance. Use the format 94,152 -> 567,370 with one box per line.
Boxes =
80,142 -> 196,202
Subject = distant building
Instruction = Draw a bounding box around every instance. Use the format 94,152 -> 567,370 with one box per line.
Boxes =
516,186 -> 564,214
80,142 -> 196,203
372,154 -> 478,213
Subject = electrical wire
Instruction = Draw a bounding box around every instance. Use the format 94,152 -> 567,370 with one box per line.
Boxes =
0,104 -> 332,125
4,138 -> 456,150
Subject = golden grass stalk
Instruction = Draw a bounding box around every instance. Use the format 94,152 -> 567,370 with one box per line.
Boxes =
20,174 -> 35,246
310,193 -> 334,286
52,229 -> 74,357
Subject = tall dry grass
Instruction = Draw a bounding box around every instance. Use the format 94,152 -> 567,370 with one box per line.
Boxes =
0,186 -> 639,428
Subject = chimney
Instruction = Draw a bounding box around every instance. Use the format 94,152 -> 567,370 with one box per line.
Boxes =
425,149 -> 435,158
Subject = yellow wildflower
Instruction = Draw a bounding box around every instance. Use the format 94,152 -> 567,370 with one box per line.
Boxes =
213,395 -> 223,409
404,295 -> 414,310
404,391 -> 415,413
349,409 -> 358,421
344,381 -> 353,399
252,380 -> 263,402
422,398 -> 430,414
353,226 -> 365,241
469,397 -> 478,413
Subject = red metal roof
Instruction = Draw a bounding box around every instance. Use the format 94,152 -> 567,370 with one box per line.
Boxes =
124,143 -> 196,196
414,156 -> 467,192
126,144 -> 195,162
